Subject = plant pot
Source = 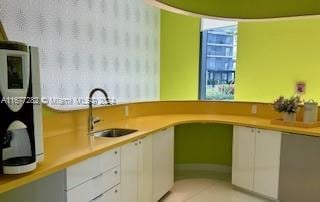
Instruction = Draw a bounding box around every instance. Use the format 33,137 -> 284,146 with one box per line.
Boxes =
282,112 -> 296,122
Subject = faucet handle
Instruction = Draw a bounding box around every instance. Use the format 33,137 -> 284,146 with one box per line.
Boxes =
93,117 -> 102,124
108,97 -> 117,105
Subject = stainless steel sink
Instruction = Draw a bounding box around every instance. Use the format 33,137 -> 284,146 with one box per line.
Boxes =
92,128 -> 138,138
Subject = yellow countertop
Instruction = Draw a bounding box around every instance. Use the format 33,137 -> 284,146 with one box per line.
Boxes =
1,101 -> 320,194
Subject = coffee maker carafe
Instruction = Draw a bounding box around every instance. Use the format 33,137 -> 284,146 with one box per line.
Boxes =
0,41 -> 43,174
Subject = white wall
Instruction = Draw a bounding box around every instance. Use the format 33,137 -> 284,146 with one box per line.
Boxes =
0,0 -> 160,109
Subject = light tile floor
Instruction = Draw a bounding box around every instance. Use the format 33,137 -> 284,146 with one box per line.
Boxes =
161,170 -> 270,202
175,169 -> 231,182
162,178 -> 270,202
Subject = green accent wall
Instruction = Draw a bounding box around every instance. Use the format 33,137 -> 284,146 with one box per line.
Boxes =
235,18 -> 320,102
160,10 -> 200,100
160,10 -> 233,166
158,0 -> 320,19
160,12 -> 320,166
175,124 -> 233,165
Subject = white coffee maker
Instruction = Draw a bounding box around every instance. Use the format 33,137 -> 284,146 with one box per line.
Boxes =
0,41 -> 43,174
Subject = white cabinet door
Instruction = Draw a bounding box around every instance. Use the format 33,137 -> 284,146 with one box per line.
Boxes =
121,141 -> 139,202
232,126 -> 256,191
138,136 -> 153,202
152,127 -> 174,202
254,129 -> 281,199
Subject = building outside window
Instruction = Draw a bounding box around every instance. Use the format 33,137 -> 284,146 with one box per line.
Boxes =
199,19 -> 238,100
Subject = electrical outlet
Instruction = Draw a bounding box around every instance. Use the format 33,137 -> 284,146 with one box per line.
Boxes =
251,104 -> 257,114
124,105 -> 129,117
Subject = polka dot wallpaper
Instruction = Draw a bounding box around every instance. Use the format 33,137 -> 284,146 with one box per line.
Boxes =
0,0 -> 160,109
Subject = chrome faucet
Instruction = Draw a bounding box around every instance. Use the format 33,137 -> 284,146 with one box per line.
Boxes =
88,88 -> 111,134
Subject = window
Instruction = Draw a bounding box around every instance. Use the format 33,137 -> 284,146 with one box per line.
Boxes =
199,19 -> 238,100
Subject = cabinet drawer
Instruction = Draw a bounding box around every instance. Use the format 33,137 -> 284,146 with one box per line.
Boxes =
89,185 -> 120,202
67,166 -> 120,202
66,148 -> 120,190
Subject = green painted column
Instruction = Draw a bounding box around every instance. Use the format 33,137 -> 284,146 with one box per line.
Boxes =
160,10 -> 233,167
160,10 -> 200,100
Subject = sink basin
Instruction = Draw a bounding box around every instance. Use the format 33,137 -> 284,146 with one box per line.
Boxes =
93,128 -> 138,138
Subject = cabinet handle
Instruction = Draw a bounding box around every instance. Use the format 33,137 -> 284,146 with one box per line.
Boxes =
257,130 -> 261,134
134,142 -> 138,146
139,141 -> 141,144
251,129 -> 254,133
114,150 -> 118,155
92,193 -> 104,201
114,170 -> 118,175
115,189 -> 118,193
92,173 -> 103,180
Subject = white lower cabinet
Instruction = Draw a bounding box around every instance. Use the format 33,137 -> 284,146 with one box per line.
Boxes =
232,126 -> 281,199
121,135 -> 153,202
152,127 -> 174,202
66,147 -> 120,190
232,126 -> 256,191
120,140 -> 139,202
65,147 -> 121,202
138,135 -> 153,202
121,127 -> 174,202
254,129 -> 281,199
67,166 -> 120,202
65,127 -> 175,202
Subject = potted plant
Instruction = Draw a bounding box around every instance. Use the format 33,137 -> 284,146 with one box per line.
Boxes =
273,96 -> 301,122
